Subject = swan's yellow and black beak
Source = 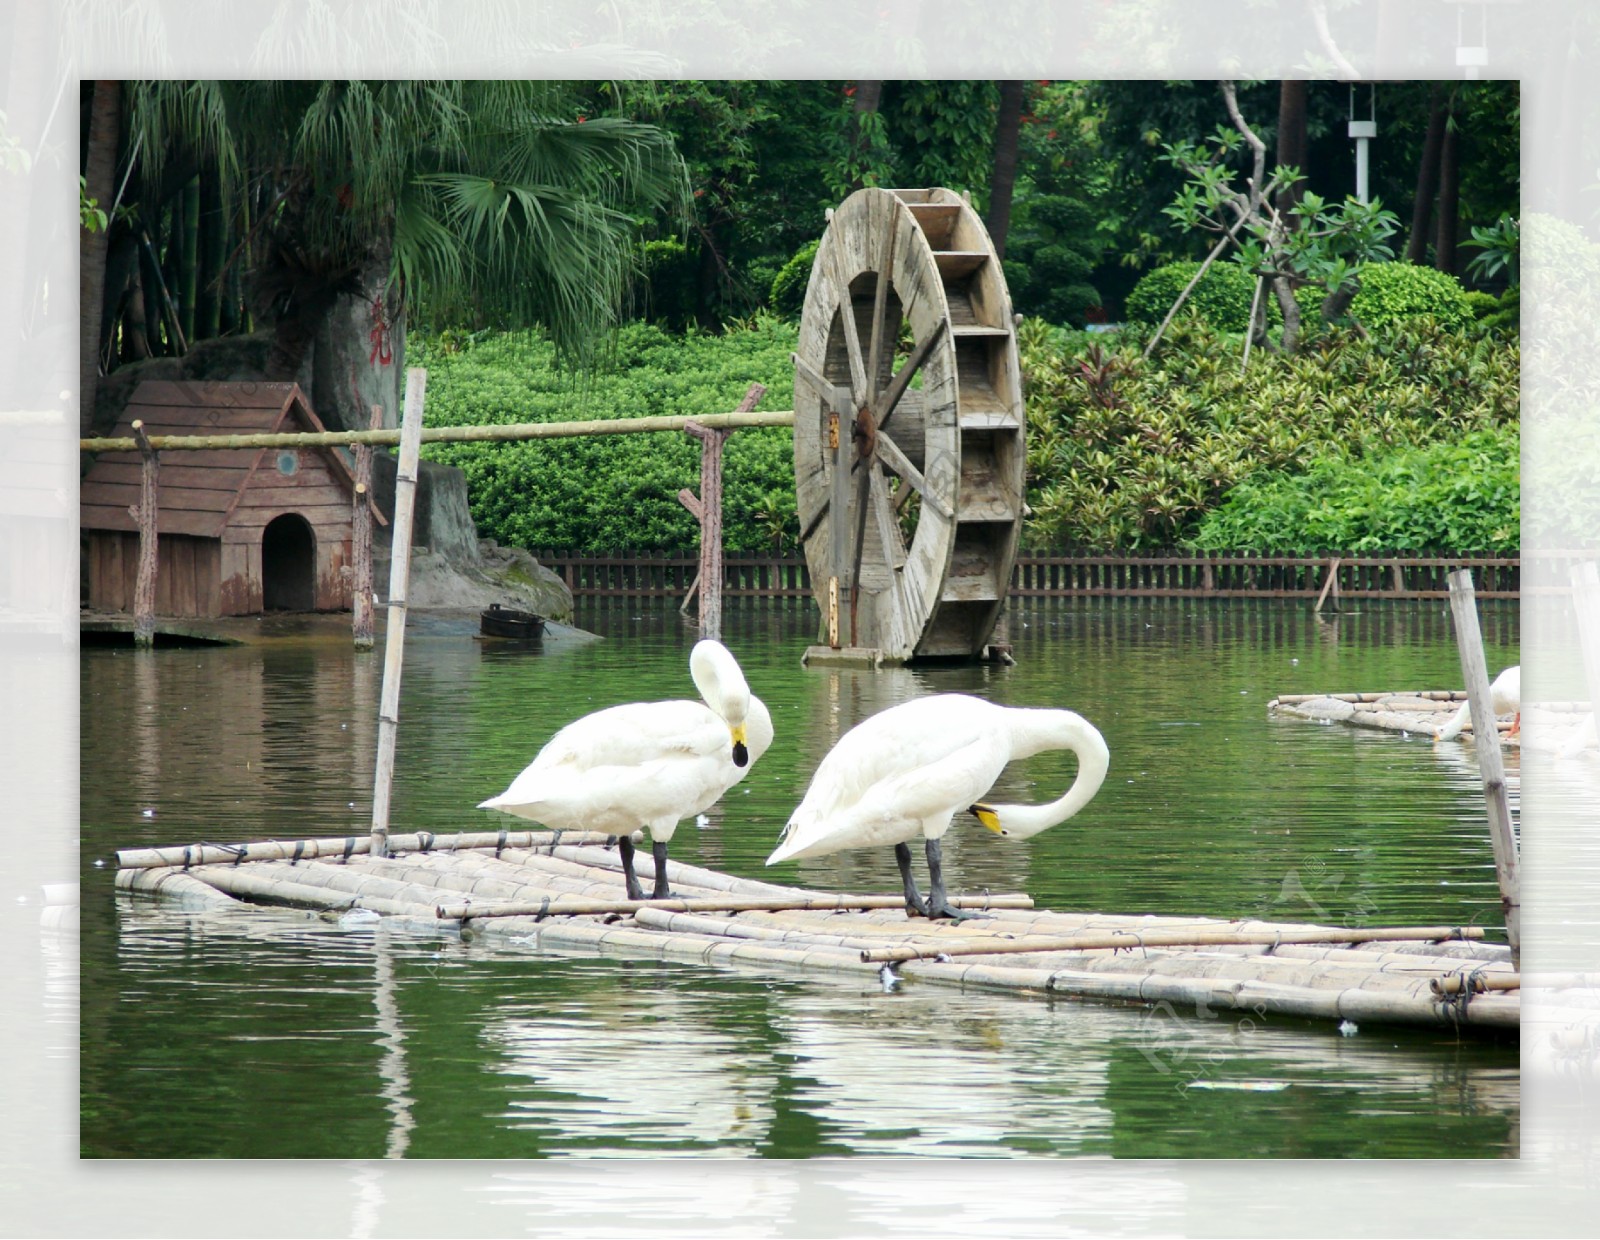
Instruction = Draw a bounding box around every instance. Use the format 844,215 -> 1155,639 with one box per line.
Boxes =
731,723 -> 749,768
969,802 -> 1003,835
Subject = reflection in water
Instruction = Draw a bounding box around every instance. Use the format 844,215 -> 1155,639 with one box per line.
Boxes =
81,599 -> 1523,1159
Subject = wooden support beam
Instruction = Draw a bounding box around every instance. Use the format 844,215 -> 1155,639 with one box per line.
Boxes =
1447,568 -> 1520,966
370,370 -> 426,860
130,420 -> 158,647
1314,557 -> 1342,612
678,384 -> 764,641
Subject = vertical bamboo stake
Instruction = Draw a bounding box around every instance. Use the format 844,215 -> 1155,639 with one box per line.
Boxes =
1447,568 -> 1520,965
370,370 -> 426,859
130,420 -> 159,647
1572,561 -> 1600,751
351,403 -> 380,650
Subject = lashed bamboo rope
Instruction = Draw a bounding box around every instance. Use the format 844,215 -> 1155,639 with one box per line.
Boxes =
1431,972 -> 1521,995
861,923 -> 1485,964
437,891 -> 1034,922
116,829 -> 630,871
1272,690 -> 1467,705
81,409 -> 798,453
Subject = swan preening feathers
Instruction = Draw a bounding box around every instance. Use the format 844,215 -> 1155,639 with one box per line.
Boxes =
767,694 -> 1110,919
478,639 -> 773,901
1435,664 -> 1521,742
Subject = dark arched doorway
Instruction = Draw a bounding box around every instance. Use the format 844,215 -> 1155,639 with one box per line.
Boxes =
261,513 -> 316,611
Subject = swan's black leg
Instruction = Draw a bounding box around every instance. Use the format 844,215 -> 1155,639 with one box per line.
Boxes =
896,841 -> 932,918
925,837 -> 988,921
618,835 -> 646,902
650,839 -> 678,901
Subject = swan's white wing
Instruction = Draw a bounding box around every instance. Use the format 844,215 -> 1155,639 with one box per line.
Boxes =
529,700 -> 729,773
793,695 -> 1001,820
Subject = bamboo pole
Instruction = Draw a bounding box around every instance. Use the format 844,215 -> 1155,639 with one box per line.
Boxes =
115,865 -> 243,906
131,420 -> 159,647
437,891 -> 1035,922
115,828 -> 632,871
80,408 -> 797,453
1447,568 -> 1520,966
1431,972 -> 1521,995
369,371 -> 426,859
1314,557 -> 1342,613
860,923 -> 1486,964
351,402 -> 380,650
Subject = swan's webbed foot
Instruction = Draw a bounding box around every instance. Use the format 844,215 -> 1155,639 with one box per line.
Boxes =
618,836 -> 647,902
924,837 -> 991,922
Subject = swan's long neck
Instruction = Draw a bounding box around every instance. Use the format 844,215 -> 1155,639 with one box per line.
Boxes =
991,710 -> 1111,840
690,640 -> 750,725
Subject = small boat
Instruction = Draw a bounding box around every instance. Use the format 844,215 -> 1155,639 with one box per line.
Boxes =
480,603 -> 546,640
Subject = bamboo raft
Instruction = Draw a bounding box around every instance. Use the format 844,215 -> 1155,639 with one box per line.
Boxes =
1269,689 -> 1524,746
116,828 -> 1519,1034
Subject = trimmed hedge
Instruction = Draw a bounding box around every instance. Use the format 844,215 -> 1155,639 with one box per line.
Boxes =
769,240 -> 820,319
1124,260 -> 1260,331
1347,262 -> 1473,331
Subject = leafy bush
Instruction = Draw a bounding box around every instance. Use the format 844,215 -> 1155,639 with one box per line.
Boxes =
1023,316 -> 1520,549
769,240 -> 819,319
638,237 -> 697,329
412,319 -> 799,552
1347,262 -> 1472,331
1125,260 -> 1259,331
1188,429 -> 1519,552
1463,290 -> 1499,319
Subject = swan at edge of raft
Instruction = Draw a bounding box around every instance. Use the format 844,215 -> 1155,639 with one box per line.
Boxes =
1435,664 -> 1521,741
477,639 -> 774,901
766,694 -> 1110,920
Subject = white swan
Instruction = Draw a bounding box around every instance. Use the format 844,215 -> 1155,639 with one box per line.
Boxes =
478,639 -> 774,900
1436,664 -> 1521,741
767,694 -> 1109,919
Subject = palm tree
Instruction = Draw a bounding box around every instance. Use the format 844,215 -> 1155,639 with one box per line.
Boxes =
109,80 -> 687,426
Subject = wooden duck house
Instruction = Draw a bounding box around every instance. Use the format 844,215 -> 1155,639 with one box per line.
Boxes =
81,381 -> 382,617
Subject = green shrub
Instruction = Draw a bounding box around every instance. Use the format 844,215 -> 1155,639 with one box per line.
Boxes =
412,319 -> 800,552
1348,262 -> 1472,331
1463,290 -> 1500,319
1479,285 -> 1519,334
1188,429 -> 1519,552
638,237 -> 697,329
769,240 -> 820,319
1023,316 -> 1520,549
1125,260 -> 1259,331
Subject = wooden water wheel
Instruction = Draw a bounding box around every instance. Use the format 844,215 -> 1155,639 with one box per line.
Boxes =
794,187 -> 1025,663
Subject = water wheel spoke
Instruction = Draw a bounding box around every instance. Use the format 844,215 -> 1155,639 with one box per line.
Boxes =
847,435 -> 874,642
870,461 -> 908,570
791,351 -> 850,414
825,246 -> 870,407
865,215 -> 898,406
875,317 -> 947,434
874,428 -> 953,520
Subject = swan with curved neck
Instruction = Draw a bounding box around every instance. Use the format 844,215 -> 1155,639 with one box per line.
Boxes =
768,694 -> 1109,919
1436,664 -> 1520,742
479,639 -> 773,900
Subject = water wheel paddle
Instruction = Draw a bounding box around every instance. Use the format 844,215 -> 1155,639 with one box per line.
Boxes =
793,188 -> 1024,663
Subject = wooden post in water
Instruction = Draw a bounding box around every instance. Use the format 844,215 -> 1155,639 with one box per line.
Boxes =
1571,561 -> 1600,751
370,370 -> 426,860
351,403 -> 381,650
1447,568 -> 1520,965
677,382 -> 764,641
130,420 -> 159,647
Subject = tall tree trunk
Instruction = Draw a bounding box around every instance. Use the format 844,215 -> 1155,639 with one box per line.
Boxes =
196,161 -> 223,340
79,80 -> 121,434
122,257 -> 151,363
179,176 -> 199,344
1405,86 -> 1447,264
138,233 -> 167,355
847,80 -> 884,192
1275,80 -> 1309,223
1435,111 -> 1460,275
987,81 -> 1025,260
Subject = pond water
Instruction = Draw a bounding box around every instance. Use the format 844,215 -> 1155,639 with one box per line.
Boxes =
79,597 -> 1522,1159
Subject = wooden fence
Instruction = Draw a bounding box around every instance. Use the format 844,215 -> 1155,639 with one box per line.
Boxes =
536,550 -> 1523,602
